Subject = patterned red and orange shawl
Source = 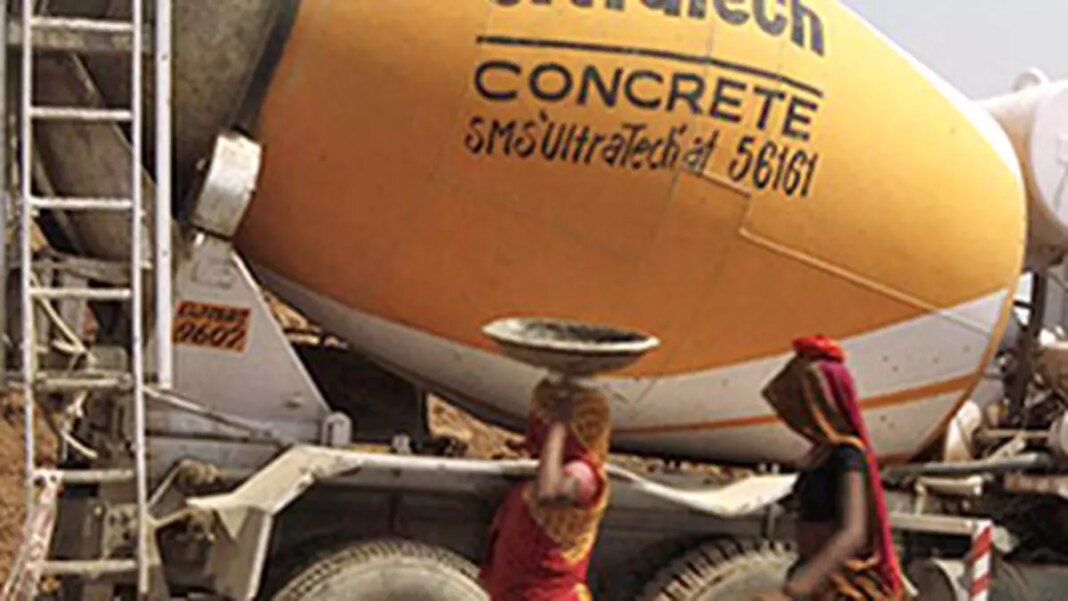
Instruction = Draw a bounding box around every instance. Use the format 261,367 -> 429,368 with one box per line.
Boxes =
773,336 -> 906,599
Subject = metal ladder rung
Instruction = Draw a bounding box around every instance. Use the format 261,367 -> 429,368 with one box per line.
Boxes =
29,106 -> 132,123
31,17 -> 135,35
35,468 -> 135,485
34,371 -> 133,393
7,21 -> 150,56
30,287 -> 132,301
30,196 -> 133,211
32,258 -> 149,282
40,559 -> 138,578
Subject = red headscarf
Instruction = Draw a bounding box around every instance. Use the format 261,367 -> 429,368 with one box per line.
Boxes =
793,335 -> 846,362
792,336 -> 904,594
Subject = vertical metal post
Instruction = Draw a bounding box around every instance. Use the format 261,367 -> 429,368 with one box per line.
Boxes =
130,0 -> 150,594
154,0 -> 172,388
0,0 -> 9,386
19,0 -> 35,513
1009,270 -> 1049,424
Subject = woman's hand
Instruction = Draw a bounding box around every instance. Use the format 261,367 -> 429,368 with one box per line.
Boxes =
547,388 -> 573,422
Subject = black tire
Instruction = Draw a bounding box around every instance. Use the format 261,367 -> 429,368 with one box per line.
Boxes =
637,539 -> 797,601
270,538 -> 488,601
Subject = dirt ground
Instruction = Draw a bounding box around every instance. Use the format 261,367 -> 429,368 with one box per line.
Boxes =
0,398 -> 57,586
429,396 -> 524,459
0,403 -> 23,585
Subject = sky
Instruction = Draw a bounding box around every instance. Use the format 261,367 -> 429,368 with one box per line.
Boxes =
843,0 -> 1068,99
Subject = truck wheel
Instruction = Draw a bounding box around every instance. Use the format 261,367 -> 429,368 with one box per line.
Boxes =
637,539 -> 796,601
270,538 -> 488,601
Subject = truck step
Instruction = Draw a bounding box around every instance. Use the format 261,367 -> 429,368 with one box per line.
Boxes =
40,559 -> 137,578
31,17 -> 134,35
29,106 -> 132,123
30,287 -> 132,301
31,196 -> 134,211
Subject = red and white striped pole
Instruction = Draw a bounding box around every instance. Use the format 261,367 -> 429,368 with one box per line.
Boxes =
967,519 -> 993,601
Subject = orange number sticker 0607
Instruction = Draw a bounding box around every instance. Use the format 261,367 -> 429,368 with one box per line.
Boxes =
172,301 -> 251,352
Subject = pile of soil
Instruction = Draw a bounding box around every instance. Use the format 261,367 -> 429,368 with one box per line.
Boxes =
0,402 -> 24,584
0,398 -> 56,585
428,396 -> 524,460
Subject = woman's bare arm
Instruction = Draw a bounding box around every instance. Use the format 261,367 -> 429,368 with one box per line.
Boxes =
784,470 -> 868,597
535,421 -> 581,505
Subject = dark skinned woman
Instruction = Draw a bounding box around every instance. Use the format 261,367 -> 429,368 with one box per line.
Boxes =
756,336 -> 905,601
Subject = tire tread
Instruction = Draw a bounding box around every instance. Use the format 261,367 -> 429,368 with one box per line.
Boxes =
638,538 -> 796,601
271,538 -> 482,601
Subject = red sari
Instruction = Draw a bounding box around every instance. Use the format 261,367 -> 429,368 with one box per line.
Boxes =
792,336 -> 905,599
480,379 -> 611,601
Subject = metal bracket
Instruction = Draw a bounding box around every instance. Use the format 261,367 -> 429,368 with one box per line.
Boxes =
890,512 -> 1016,554
320,412 -> 352,447
1003,472 -> 1068,500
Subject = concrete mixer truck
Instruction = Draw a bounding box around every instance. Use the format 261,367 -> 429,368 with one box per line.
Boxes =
5,0 -> 1068,599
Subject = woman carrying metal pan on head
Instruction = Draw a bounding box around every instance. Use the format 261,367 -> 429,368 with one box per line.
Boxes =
479,375 -> 612,601
754,336 -> 906,601
479,317 -> 660,600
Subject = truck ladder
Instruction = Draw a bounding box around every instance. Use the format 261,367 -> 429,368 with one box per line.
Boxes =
3,0 -> 172,598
